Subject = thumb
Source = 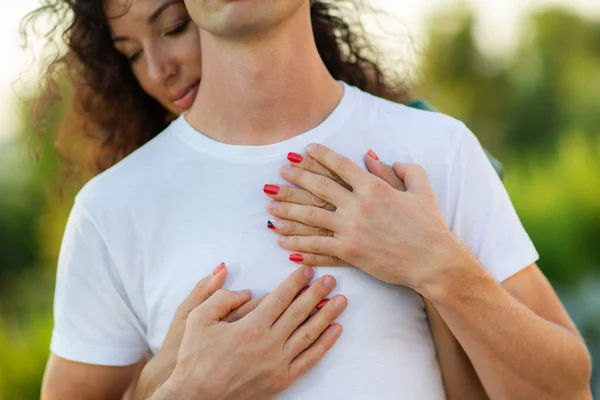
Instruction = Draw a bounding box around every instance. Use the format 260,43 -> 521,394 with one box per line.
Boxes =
392,163 -> 432,194
193,289 -> 253,324
365,149 -> 407,191
177,262 -> 228,317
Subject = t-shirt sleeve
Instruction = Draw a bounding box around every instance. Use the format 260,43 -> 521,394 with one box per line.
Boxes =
50,199 -> 147,366
446,123 -> 539,282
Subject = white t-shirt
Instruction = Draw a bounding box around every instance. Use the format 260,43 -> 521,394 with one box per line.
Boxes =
51,82 -> 538,399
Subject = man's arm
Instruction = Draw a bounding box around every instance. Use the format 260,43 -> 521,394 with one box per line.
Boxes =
42,354 -> 141,400
425,261 -> 592,400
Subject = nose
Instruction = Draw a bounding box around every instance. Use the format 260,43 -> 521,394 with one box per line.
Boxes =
146,46 -> 177,85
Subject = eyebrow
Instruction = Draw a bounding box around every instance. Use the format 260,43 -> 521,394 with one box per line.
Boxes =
112,0 -> 184,43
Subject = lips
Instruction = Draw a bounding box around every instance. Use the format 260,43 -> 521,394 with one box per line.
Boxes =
173,81 -> 200,110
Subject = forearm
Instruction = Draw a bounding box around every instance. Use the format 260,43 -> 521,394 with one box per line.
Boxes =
134,352 -> 177,400
423,261 -> 592,400
424,298 -> 489,399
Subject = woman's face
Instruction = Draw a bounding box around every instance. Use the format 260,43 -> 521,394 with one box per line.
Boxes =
105,0 -> 202,116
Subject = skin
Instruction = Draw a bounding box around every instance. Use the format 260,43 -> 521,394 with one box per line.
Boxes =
43,264 -> 347,400
107,0 -> 203,115
44,0 -> 574,398
263,144 -> 593,399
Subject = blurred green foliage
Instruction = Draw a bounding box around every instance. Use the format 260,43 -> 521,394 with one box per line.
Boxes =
0,5 -> 598,398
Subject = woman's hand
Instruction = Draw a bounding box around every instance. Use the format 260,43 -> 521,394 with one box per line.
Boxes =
265,144 -> 473,292
151,265 -> 347,400
265,149 -> 488,399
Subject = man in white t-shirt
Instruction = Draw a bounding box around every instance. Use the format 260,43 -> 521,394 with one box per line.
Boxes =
47,0 -> 592,399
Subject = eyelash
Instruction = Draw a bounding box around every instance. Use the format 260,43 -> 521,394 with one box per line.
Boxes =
127,20 -> 191,63
166,19 -> 191,36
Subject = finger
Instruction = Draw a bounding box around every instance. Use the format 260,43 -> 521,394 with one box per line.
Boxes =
288,323 -> 343,381
364,150 -> 407,191
392,163 -> 432,195
267,201 -> 340,232
189,289 -> 252,326
252,266 -> 314,325
263,184 -> 336,212
223,294 -> 268,323
277,235 -> 341,258
286,294 -> 347,357
176,263 -> 228,318
273,275 -> 336,338
287,152 -> 352,191
279,165 -> 352,208
286,252 -> 348,267
267,218 -> 334,238
305,143 -> 370,189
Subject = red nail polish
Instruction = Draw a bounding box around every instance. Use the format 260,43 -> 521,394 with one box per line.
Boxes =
212,262 -> 225,275
289,253 -> 304,263
316,299 -> 329,310
367,148 -> 379,161
287,152 -> 304,163
263,184 -> 280,195
267,220 -> 276,230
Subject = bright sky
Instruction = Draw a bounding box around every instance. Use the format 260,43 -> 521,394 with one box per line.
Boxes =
2,0 -> 600,143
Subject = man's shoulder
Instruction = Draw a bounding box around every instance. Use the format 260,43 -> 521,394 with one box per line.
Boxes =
353,88 -> 468,163
75,123 -> 183,218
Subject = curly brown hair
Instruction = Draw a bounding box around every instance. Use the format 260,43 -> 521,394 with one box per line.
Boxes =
22,0 -> 410,179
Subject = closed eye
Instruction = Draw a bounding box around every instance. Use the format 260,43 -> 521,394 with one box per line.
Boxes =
166,19 -> 190,37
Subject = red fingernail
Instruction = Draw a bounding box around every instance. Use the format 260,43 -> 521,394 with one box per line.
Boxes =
289,253 -> 304,263
287,152 -> 304,163
367,148 -> 379,161
299,286 -> 310,295
212,262 -> 225,275
263,184 -> 280,195
316,299 -> 329,310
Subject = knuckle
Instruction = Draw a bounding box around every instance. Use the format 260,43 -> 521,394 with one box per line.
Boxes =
243,322 -> 264,339
290,306 -> 306,323
282,186 -> 295,202
316,176 -> 330,193
300,330 -> 315,347
288,235 -> 299,248
275,292 -> 290,308
305,207 -> 317,224
308,238 -> 322,253
304,254 -> 317,266
285,221 -> 298,234
296,168 -> 308,182
343,240 -> 362,259
186,308 -> 203,327
370,181 -> 391,197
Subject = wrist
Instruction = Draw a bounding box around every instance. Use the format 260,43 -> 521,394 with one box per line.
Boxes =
149,376 -> 193,400
415,236 -> 483,304
161,367 -> 221,400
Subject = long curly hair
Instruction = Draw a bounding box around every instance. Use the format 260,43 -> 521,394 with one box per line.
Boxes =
22,0 -> 410,179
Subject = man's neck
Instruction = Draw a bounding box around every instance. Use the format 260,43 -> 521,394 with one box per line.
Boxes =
186,4 -> 343,146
